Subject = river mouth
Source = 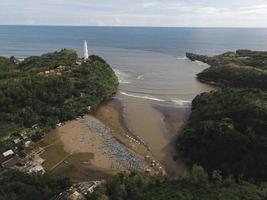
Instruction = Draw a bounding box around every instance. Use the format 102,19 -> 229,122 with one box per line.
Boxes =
93,47 -> 214,175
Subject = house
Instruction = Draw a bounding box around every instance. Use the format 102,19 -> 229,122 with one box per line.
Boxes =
29,165 -> 45,174
24,140 -> 31,148
88,181 -> 101,193
0,150 -> 14,165
2,149 -> 14,157
13,138 -> 21,144
1,156 -> 25,168
20,131 -> 29,140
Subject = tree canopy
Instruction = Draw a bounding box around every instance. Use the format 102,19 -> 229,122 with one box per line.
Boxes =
0,49 -> 118,151
177,89 -> 267,181
186,50 -> 267,90
0,169 -> 70,200
90,166 -> 267,200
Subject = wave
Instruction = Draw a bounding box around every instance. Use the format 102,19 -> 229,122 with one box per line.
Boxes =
136,74 -> 144,80
171,99 -> 192,106
120,91 -> 165,102
120,91 -> 192,107
114,69 -> 131,84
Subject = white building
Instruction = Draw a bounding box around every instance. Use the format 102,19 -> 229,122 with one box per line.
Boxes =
2,150 -> 14,157
29,165 -> 45,174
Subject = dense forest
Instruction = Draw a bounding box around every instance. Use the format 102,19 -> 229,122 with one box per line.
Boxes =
186,50 -> 267,90
90,166 -> 267,200
0,49 -> 118,152
177,89 -> 267,181
0,169 -> 70,200
176,50 -> 267,185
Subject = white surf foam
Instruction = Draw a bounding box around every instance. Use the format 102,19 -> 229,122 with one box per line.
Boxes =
171,99 -> 192,107
120,91 -> 165,102
136,74 -> 144,80
120,91 -> 192,107
114,69 -> 131,84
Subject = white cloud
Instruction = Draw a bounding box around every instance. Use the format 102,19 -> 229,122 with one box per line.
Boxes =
0,0 -> 267,27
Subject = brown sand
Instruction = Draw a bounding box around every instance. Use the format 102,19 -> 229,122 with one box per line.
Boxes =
35,99 -> 159,181
56,115 -> 117,169
119,96 -> 188,176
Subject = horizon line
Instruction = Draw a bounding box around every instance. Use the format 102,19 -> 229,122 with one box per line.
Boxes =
1,24 -> 267,29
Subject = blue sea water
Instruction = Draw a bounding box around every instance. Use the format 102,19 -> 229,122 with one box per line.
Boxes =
1,26 -> 267,58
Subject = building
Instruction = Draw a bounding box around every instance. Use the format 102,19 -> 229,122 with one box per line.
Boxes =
2,149 -> 14,157
1,156 -> 25,168
29,165 -> 45,174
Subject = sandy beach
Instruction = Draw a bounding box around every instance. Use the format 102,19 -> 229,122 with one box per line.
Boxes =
56,115 -> 117,169
34,98 -> 164,181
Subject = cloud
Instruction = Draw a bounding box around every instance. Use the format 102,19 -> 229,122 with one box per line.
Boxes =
0,0 -> 267,27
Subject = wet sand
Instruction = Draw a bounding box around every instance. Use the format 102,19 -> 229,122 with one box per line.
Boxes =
120,96 -> 188,176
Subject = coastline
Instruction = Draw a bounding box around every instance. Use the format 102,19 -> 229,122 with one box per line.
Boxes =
153,104 -> 189,176
94,98 -> 166,173
197,77 -> 224,88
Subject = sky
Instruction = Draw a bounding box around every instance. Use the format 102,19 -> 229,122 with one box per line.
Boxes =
1,0 -> 267,27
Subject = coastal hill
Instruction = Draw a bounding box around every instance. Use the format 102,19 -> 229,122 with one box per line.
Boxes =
186,50 -> 267,90
177,88 -> 267,181
177,50 -> 267,183
0,49 -> 118,152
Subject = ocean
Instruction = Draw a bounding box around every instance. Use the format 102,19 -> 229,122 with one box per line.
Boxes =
1,25 -> 267,174
1,26 -> 267,57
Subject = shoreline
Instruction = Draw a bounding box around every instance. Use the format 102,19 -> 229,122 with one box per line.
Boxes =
152,104 -> 189,176
94,98 -> 166,173
110,95 -> 188,176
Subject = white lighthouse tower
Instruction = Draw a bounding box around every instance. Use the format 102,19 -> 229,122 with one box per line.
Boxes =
84,40 -> 89,60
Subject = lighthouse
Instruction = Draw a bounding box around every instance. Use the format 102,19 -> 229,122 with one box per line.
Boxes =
84,40 -> 89,60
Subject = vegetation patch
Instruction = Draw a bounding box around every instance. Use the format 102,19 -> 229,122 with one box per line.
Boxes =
0,169 -> 70,200
0,49 -> 118,152
90,166 -> 267,200
186,50 -> 267,90
177,88 -> 267,181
